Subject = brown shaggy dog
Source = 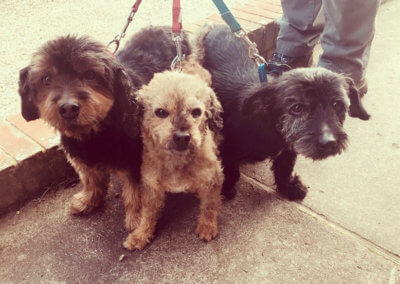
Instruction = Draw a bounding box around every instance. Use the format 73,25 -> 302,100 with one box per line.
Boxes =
18,27 -> 190,233
123,61 -> 224,250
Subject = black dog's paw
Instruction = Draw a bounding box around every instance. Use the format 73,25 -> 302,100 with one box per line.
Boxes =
277,175 -> 308,201
221,186 -> 237,201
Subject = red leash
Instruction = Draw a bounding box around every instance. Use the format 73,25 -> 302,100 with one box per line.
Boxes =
172,0 -> 182,34
132,0 -> 142,12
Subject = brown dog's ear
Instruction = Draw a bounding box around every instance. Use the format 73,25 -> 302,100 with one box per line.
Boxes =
242,83 -> 276,115
18,66 -> 39,121
346,77 -> 370,120
113,66 -> 143,139
206,90 -> 223,133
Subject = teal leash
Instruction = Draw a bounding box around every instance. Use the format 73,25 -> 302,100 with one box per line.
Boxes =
212,0 -> 268,83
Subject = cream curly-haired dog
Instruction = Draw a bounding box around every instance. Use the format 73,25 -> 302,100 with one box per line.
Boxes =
123,60 -> 224,250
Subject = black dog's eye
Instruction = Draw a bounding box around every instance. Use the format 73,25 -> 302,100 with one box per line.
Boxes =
42,75 -> 52,86
191,108 -> 202,118
83,71 -> 96,81
332,100 -> 344,113
289,104 -> 305,115
155,108 -> 169,118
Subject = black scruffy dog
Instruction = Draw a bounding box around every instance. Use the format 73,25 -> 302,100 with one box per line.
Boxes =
18,26 -> 190,231
195,25 -> 370,201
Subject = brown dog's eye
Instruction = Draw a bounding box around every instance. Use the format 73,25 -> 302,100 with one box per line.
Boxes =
191,108 -> 202,118
289,104 -> 305,115
42,75 -> 52,86
155,108 -> 169,118
83,71 -> 96,81
332,100 -> 344,113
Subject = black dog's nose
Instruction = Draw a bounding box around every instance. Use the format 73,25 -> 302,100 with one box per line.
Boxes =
173,131 -> 190,151
318,133 -> 337,152
59,102 -> 80,120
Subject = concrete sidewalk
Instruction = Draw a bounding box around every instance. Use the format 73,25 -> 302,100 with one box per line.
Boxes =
0,0 -> 399,283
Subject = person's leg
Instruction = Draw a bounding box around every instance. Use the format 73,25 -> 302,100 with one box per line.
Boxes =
318,0 -> 379,94
277,0 -> 323,57
269,0 -> 323,73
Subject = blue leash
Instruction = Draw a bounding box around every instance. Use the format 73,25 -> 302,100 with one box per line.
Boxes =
212,0 -> 268,83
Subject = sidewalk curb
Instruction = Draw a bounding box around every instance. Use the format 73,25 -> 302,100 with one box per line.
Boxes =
0,1 -> 281,215
0,145 -> 77,216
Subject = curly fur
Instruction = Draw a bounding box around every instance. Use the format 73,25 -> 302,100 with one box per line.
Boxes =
18,26 -> 191,229
194,25 -> 370,201
123,62 -> 224,250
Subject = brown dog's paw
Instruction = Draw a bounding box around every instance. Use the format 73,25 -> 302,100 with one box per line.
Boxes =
196,222 -> 218,242
123,232 -> 151,251
69,191 -> 102,215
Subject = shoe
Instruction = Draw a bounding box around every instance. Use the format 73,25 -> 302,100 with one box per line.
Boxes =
267,52 -> 313,75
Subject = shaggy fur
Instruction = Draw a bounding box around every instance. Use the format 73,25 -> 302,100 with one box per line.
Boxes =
18,26 -> 190,231
123,60 -> 224,250
194,25 -> 370,200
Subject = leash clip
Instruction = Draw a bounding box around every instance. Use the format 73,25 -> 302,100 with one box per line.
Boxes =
171,33 -> 185,71
235,29 -> 268,82
107,0 -> 142,55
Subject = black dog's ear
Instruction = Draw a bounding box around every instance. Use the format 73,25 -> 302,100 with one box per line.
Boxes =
113,66 -> 143,139
242,83 -> 276,115
18,66 -> 39,121
206,90 -> 223,133
346,77 -> 370,120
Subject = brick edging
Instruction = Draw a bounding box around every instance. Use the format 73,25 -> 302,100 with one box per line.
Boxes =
0,1 -> 282,215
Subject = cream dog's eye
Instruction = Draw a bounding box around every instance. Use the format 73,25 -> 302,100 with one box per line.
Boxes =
155,108 -> 169,118
191,108 -> 202,118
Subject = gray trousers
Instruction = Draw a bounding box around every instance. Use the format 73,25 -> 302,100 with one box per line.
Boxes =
276,0 -> 380,83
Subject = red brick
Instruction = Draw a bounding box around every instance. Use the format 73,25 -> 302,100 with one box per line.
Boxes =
231,8 -> 275,26
0,120 -> 42,162
0,148 -> 16,171
0,166 -> 24,212
247,1 -> 283,15
7,114 -> 59,149
233,4 -> 281,20
249,0 -> 282,8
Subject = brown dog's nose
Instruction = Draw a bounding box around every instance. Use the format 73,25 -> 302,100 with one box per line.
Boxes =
59,102 -> 80,120
173,131 -> 190,151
